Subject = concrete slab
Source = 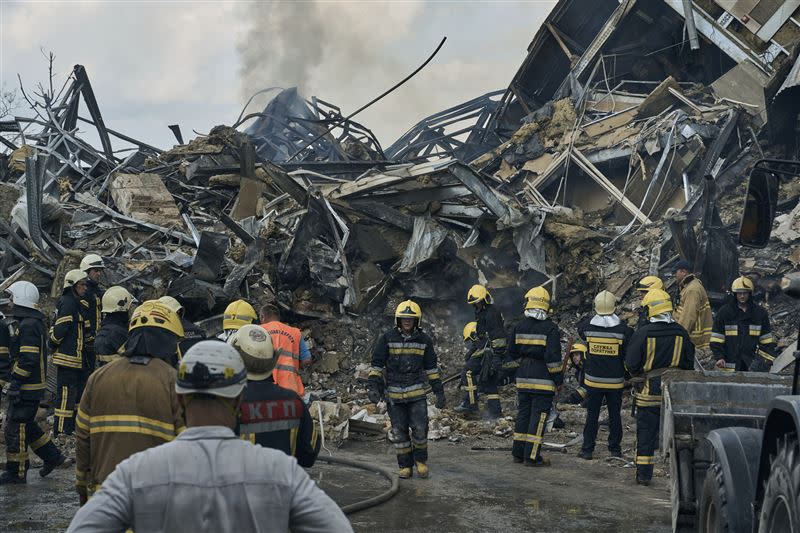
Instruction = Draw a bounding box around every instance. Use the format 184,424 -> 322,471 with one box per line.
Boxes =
109,173 -> 183,229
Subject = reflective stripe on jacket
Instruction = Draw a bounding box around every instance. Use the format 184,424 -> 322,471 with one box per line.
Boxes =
263,321 -> 305,396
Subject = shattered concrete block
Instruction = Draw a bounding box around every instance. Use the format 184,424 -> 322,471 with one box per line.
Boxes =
110,173 -> 183,228
315,351 -> 343,374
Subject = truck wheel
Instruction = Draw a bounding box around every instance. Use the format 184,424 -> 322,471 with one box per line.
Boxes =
759,438 -> 800,533
699,463 -> 731,532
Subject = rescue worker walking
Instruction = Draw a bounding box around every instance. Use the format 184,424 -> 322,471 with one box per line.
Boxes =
51,269 -> 90,438
259,303 -> 309,397
75,300 -> 185,505
80,254 -> 105,375
463,284 -> 506,418
673,260 -> 713,349
455,321 -> 483,416
369,300 -> 445,479
1,281 -> 67,484
230,325 -> 320,467
158,296 -> 206,360
94,286 -> 134,367
67,341 -> 352,533
508,286 -> 562,467
217,299 -> 257,342
710,276 -> 777,372
575,291 -> 633,460
626,289 -> 694,485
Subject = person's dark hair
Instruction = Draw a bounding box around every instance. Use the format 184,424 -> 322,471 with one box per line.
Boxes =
259,303 -> 280,321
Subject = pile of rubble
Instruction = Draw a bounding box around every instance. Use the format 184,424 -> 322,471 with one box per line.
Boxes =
2,0 -> 800,448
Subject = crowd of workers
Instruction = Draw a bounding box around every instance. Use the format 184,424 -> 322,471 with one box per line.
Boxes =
0,249 -> 779,527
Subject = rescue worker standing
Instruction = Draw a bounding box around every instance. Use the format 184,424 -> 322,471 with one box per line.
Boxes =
455,321 -> 483,416
67,341 -> 352,533
94,286 -> 134,367
710,276 -> 777,372
626,289 -> 694,485
51,269 -> 90,439
673,260 -> 713,349
259,303 -> 307,397
75,300 -> 185,505
636,276 -> 664,326
369,300 -> 444,479
562,343 -> 587,405
575,291 -> 633,460
158,296 -> 206,360
80,254 -> 105,374
465,284 -> 506,418
217,299 -> 258,342
1,281 -> 67,484
508,286 -> 562,467
230,325 -> 320,467
0,308 -> 12,395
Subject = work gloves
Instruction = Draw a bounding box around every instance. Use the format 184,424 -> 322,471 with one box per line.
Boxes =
368,388 -> 381,404
434,390 -> 446,409
6,381 -> 20,404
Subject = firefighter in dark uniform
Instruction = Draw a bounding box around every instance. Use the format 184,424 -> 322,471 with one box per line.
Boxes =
575,290 -> 633,460
1,281 -> 66,484
710,276 -> 777,372
51,269 -> 90,438
369,300 -> 444,479
158,296 -> 206,363
626,289 -> 694,485
465,284 -> 506,418
562,343 -> 587,405
80,253 -> 105,375
231,325 -> 320,467
455,321 -> 484,416
0,309 -> 12,396
94,286 -> 135,367
508,286 -> 562,467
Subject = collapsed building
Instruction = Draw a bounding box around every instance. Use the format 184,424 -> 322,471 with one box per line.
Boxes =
2,0 -> 800,441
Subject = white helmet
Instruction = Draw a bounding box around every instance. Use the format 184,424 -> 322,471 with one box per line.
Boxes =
158,296 -> 184,317
6,281 -> 39,310
80,253 -> 105,272
64,269 -> 89,288
176,340 -> 247,399
102,286 -> 135,313
228,324 -> 275,380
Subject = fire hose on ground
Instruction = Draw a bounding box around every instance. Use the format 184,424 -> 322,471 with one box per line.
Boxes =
315,455 -> 400,514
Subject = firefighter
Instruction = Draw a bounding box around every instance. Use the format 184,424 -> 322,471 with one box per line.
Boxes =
1,281 -> 67,484
217,299 -> 257,342
635,276 -> 664,326
368,300 -> 444,479
230,325 -> 320,467
75,299 -> 185,504
575,290 -> 633,460
508,286 -> 562,467
158,296 -> 206,361
51,269 -> 90,439
80,254 -> 105,374
562,343 -> 587,405
626,289 -> 694,485
259,303 -> 310,397
454,321 -> 484,416
0,307 -> 12,395
673,260 -> 713,349
94,286 -> 134,367
710,276 -> 777,372
466,284 -> 506,418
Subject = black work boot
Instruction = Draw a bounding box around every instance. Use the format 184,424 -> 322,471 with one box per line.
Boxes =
0,471 -> 26,485
40,454 -> 68,478
609,450 -> 623,459
577,450 -> 593,460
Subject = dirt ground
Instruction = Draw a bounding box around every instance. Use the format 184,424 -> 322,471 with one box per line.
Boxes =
0,407 -> 671,532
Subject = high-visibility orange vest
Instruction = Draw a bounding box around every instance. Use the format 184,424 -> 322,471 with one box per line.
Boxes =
262,321 -> 304,396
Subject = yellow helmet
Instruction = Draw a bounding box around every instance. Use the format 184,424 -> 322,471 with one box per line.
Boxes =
395,300 -> 422,327
732,276 -> 754,293
642,289 -> 673,318
594,290 -> 617,316
636,276 -> 663,292
467,284 -> 492,305
525,286 -> 550,311
569,343 -> 587,355
158,296 -> 184,317
463,321 -> 478,341
222,299 -> 257,331
103,286 -> 135,313
129,300 -> 185,337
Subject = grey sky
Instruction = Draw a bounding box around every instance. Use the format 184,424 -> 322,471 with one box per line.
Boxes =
1,1 -> 556,151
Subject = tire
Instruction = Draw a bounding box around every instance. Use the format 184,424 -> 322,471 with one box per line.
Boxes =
759,438 -> 800,533
700,462 -> 731,533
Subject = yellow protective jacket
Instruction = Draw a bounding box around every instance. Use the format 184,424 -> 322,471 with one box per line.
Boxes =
75,355 -> 185,497
674,275 -> 713,348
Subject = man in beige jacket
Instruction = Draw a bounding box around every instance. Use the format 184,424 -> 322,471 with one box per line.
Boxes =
673,260 -> 713,349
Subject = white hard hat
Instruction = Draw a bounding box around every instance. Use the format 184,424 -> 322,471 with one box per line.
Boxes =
80,253 -> 105,272
158,295 -> 184,316
228,324 -> 275,380
103,286 -> 135,313
594,290 -> 617,316
176,340 -> 247,399
64,269 -> 89,288
6,281 -> 40,310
